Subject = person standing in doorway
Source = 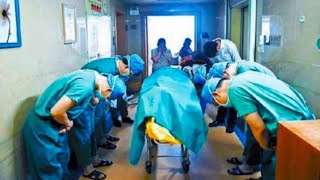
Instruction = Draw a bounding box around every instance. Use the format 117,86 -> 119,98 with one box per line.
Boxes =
151,38 -> 173,73
179,38 -> 193,61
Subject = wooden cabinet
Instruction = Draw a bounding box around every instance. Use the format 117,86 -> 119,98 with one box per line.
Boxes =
276,120 -> 320,180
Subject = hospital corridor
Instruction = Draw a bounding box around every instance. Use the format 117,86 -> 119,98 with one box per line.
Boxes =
0,0 -> 320,180
80,103 -> 261,180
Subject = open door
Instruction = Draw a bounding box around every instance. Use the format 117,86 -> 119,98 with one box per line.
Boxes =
146,15 -> 195,75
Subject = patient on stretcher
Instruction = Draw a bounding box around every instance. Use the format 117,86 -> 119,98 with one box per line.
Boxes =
129,67 -> 208,165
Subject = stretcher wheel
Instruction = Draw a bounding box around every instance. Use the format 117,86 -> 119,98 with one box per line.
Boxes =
182,160 -> 190,173
145,160 -> 152,174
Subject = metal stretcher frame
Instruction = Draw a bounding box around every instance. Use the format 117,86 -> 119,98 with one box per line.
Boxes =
144,133 -> 191,174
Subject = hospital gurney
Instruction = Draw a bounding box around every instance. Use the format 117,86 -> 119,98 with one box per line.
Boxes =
144,117 -> 190,174
129,68 -> 208,172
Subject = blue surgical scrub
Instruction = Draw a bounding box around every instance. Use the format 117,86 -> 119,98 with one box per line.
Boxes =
68,73 -> 125,171
235,61 -> 276,166
81,58 -> 119,139
80,58 -> 119,167
81,57 -> 118,75
236,61 -> 276,77
72,60 -> 126,170
228,71 -> 315,180
23,70 -> 96,179
94,99 -> 113,141
68,104 -> 97,169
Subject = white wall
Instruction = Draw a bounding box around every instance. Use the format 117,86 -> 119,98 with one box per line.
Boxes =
0,0 -> 87,178
256,0 -> 320,118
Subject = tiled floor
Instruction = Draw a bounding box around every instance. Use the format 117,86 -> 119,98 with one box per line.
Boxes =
80,104 -> 261,180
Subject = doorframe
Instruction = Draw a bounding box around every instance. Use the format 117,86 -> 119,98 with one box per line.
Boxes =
140,11 -> 200,76
115,9 -> 127,55
240,5 -> 248,59
227,0 -> 256,62
247,0 -> 256,62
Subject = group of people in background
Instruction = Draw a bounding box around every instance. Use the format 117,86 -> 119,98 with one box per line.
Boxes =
22,31 -> 316,180
151,37 -> 194,73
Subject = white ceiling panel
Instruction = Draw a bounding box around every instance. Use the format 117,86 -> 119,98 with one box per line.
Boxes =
118,0 -> 220,5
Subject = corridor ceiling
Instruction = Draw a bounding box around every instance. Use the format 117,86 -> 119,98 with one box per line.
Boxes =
120,0 -> 220,5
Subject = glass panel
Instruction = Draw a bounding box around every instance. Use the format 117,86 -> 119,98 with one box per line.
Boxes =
87,16 -> 112,60
147,15 -> 195,75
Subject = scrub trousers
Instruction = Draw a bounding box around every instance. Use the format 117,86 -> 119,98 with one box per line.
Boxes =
69,100 -> 113,170
261,150 -> 276,180
68,105 -> 97,170
110,97 -> 128,122
94,99 -> 113,142
243,128 -> 262,166
222,108 -> 262,166
216,106 -> 237,129
23,109 -> 70,180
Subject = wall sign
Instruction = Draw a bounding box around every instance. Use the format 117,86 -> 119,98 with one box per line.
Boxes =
62,4 -> 76,44
86,0 -> 109,16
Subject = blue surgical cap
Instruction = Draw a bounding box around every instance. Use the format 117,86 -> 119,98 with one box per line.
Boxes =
115,55 -> 124,60
193,65 -> 207,85
127,54 -> 145,75
208,62 -> 228,79
201,78 -> 221,103
106,75 -> 126,100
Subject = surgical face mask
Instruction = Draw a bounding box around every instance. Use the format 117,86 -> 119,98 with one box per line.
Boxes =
119,74 -> 130,82
94,91 -> 102,99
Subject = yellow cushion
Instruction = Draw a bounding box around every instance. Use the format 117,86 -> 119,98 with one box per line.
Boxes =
145,117 -> 181,145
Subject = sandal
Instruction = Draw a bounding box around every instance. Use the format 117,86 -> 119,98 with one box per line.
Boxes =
227,166 -> 255,175
122,117 -> 134,123
226,157 -> 243,165
107,135 -> 120,142
93,159 -> 113,168
82,169 -> 107,180
98,141 -> 117,149
208,120 -> 224,127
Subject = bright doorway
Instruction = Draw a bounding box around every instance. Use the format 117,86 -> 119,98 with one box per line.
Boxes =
146,15 -> 195,75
